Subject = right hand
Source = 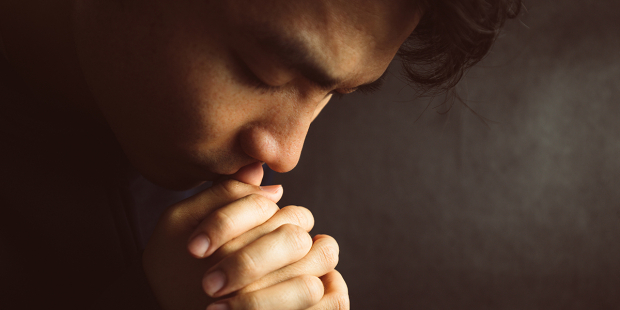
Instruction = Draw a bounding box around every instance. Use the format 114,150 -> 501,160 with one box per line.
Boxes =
143,163 -> 349,310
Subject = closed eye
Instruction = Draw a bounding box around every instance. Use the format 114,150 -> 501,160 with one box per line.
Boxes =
330,72 -> 387,99
234,55 -> 281,92
356,76 -> 385,94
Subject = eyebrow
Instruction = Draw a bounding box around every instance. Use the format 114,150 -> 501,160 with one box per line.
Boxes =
251,29 -> 386,93
255,34 -> 341,89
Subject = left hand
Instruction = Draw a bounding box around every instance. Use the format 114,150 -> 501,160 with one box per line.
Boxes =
209,233 -> 350,310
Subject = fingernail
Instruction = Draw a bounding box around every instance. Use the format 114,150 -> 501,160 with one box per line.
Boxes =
260,184 -> 281,193
206,302 -> 229,310
203,270 -> 226,296
188,233 -> 210,258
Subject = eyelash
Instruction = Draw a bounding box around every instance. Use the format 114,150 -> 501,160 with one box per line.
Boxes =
330,88 -> 356,100
330,78 -> 385,99
249,76 -> 379,101
247,73 -> 281,93
239,60 -> 381,98
251,79 -> 280,92
330,91 -> 345,100
358,81 -> 383,94
247,68 -> 347,99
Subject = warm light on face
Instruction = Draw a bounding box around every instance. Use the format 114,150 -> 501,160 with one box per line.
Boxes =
73,0 -> 421,189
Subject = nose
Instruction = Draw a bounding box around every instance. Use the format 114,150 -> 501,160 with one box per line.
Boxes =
239,94 -> 331,173
239,116 -> 310,173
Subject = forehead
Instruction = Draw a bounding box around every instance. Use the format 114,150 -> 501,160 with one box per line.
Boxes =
220,0 -> 420,83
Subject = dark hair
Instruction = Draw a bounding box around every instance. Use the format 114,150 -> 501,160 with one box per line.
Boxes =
399,0 -> 523,95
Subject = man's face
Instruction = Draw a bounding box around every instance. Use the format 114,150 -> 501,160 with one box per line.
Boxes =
73,0 -> 420,189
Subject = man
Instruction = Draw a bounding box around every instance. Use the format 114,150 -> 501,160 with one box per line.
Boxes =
0,0 -> 520,309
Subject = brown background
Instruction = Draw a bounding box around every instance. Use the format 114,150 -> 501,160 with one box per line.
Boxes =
275,1 -> 620,309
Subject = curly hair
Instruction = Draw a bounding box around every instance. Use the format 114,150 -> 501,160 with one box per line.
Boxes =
399,0 -> 523,95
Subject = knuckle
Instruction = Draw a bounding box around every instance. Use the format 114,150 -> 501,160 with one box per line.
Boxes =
317,239 -> 340,269
209,209 -> 236,238
235,250 -> 260,279
279,224 -> 312,253
245,194 -> 276,217
331,293 -> 351,310
282,205 -> 314,230
298,275 -> 324,304
214,179 -> 245,199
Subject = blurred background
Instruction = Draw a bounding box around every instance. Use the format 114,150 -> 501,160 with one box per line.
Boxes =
274,1 -> 620,309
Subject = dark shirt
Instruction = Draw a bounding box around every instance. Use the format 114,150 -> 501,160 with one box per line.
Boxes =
0,52 -> 163,309
0,51 -> 276,309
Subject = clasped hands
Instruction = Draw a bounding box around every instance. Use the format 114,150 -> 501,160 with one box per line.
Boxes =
143,163 -> 349,310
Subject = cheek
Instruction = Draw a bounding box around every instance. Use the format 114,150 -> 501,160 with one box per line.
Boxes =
74,1 -> 252,169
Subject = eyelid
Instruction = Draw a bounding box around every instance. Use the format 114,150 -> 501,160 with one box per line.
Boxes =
236,55 -> 282,92
332,73 -> 387,97
357,77 -> 386,94
329,88 -> 355,100
249,72 -> 280,92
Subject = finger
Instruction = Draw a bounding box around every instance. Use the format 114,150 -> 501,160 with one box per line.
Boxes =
184,181 -> 283,258
207,275 -> 324,310
215,162 -> 264,187
211,205 -> 315,261
202,224 -> 313,297
187,162 -> 270,257
237,234 -> 339,294
306,270 -> 350,310
187,194 -> 281,258
182,179 -> 283,228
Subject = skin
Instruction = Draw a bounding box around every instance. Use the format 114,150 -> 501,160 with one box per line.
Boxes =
0,0 -> 419,189
71,0 -> 421,189
0,0 -> 421,309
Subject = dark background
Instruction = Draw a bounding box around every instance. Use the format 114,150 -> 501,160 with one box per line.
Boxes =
274,1 -> 620,309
